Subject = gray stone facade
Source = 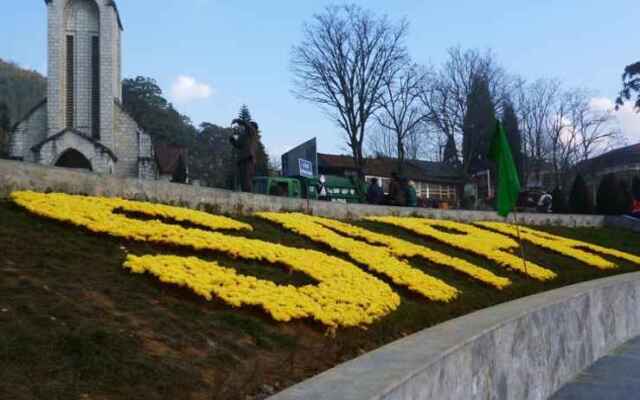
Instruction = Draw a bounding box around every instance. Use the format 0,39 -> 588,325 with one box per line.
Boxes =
10,0 -> 156,179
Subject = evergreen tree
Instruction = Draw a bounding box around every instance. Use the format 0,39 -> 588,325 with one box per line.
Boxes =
0,102 -> 10,158
462,75 -> 496,175
238,104 -> 252,122
619,180 -> 633,213
502,101 -> 523,181
569,174 -> 593,214
552,186 -> 568,214
235,105 -> 269,177
442,135 -> 459,166
632,176 -> 640,200
597,174 -> 630,215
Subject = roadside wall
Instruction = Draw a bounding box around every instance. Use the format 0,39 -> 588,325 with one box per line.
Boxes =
0,159 -> 607,227
269,272 -> 640,400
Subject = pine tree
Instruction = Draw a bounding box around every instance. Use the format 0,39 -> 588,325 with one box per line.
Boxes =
462,75 -> 496,174
442,135 -> 459,166
597,174 -> 630,215
238,104 -> 252,122
502,101 -> 523,182
569,174 -> 593,214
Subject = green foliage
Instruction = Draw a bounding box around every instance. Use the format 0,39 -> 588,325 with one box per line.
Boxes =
552,186 -> 568,214
616,61 -> 640,111
632,176 -> 640,201
191,123 -> 235,189
0,59 -> 46,125
569,174 -> 593,214
122,76 -> 196,146
462,75 -> 496,174
502,101 -> 523,182
597,173 -> 632,215
238,104 -> 252,122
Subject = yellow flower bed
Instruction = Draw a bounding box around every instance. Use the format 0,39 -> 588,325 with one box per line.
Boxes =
11,191 -> 400,328
475,222 -> 640,269
367,217 -> 557,281
13,191 -> 639,329
257,212 -> 510,294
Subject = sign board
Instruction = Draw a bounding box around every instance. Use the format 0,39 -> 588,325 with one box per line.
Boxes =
281,138 -> 318,177
298,159 -> 314,178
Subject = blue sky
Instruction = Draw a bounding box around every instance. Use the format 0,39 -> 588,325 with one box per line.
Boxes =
2,0 -> 639,157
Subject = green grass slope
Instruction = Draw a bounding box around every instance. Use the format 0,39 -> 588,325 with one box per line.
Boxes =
1,200 -> 638,399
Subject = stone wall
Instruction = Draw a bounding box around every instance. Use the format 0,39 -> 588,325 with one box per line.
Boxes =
269,272 -> 640,400
0,159 -> 609,228
10,102 -> 47,162
113,102 -> 141,178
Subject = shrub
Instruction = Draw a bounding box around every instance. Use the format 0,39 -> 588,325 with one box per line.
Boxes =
597,174 -> 632,215
551,187 -> 568,214
569,174 -> 593,214
632,176 -> 640,201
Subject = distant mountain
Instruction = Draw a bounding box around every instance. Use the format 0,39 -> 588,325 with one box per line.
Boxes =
0,59 -> 46,128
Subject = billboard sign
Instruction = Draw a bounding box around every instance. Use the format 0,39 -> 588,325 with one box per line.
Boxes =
281,138 -> 318,177
298,159 -> 314,178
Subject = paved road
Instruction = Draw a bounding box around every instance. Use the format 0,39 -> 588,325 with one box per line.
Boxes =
551,336 -> 640,400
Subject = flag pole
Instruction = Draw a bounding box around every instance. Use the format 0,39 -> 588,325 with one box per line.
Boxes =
511,208 -> 528,275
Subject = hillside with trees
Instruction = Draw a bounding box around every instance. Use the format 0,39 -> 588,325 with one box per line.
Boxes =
0,59 -> 46,127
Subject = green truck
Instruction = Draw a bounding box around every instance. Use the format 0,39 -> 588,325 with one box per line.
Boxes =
252,175 -> 365,203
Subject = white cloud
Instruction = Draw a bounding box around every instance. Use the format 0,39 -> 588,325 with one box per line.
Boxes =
170,75 -> 213,104
590,97 -> 640,143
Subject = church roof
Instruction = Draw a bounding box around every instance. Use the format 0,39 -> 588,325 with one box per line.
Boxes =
44,0 -> 124,30
31,128 -> 118,161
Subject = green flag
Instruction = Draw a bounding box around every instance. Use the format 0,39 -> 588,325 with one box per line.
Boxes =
488,120 -> 521,217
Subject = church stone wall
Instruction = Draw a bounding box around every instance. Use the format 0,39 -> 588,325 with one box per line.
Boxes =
65,0 -> 100,136
47,1 -> 65,136
113,104 -> 140,178
97,0 -> 119,151
38,131 -> 114,174
10,103 -> 48,162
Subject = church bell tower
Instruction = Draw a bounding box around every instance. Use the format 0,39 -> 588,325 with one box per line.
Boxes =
45,0 -> 123,151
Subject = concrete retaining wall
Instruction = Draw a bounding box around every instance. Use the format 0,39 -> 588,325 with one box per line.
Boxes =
269,272 -> 640,400
0,159 -> 607,227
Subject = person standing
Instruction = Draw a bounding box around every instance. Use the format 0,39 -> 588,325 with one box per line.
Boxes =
318,175 -> 331,201
387,173 -> 406,206
367,178 -> 384,205
406,180 -> 418,207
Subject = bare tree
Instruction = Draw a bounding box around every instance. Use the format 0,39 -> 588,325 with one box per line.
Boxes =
376,63 -> 429,171
516,82 -> 623,188
367,123 -> 396,158
515,78 -> 562,185
573,98 -> 622,161
291,4 -> 409,179
420,47 -> 513,166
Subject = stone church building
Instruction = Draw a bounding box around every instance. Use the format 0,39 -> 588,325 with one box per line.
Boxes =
10,0 -> 157,179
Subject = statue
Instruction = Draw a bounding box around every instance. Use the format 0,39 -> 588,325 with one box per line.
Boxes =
230,118 -> 259,192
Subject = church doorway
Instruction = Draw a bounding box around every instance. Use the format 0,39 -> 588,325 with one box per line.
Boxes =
55,148 -> 93,171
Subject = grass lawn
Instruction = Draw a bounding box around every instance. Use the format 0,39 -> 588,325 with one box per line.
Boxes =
1,199 -> 638,400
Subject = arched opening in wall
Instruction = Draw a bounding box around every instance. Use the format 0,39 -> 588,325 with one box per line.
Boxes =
55,149 -> 93,171
172,156 -> 188,184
